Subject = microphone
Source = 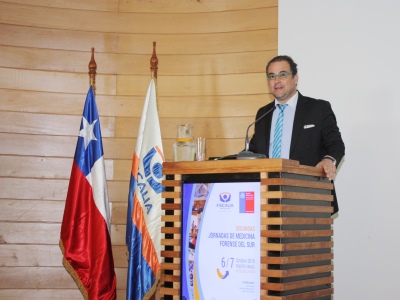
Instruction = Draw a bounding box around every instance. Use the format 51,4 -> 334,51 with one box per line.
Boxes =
237,105 -> 276,160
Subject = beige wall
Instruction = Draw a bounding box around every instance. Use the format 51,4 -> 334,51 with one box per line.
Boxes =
0,0 -> 277,298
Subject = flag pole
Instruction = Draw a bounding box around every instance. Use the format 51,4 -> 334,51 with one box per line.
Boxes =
60,46 -> 116,300
126,42 -> 163,300
88,47 -> 97,94
149,41 -> 158,300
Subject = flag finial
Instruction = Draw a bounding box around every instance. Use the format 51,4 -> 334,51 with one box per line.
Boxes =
150,42 -> 158,79
88,48 -> 97,93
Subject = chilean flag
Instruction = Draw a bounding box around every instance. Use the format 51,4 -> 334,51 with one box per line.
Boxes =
60,86 -> 116,300
126,78 -> 164,299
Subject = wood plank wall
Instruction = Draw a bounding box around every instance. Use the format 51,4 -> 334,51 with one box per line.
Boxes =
0,0 -> 278,299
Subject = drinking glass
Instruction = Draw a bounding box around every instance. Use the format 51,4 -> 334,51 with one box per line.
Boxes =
196,137 -> 206,161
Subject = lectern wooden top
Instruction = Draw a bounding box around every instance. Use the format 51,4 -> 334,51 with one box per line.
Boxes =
162,158 -> 326,178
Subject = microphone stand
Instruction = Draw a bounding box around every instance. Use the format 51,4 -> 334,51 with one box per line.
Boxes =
237,106 -> 275,160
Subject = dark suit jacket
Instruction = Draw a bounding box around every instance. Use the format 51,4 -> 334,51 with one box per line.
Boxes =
248,92 -> 345,213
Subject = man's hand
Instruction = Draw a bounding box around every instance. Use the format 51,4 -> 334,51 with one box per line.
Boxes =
316,158 -> 336,181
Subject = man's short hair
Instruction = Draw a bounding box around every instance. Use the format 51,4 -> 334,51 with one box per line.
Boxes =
266,55 -> 298,76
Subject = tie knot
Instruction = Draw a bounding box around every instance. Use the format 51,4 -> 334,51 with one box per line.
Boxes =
277,104 -> 288,111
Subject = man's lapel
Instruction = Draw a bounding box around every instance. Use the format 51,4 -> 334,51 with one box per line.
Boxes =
290,93 -> 308,156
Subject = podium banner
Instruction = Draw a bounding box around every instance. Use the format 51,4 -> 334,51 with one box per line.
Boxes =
181,181 -> 261,300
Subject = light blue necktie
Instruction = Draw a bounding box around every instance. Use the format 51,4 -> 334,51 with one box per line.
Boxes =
272,104 -> 288,158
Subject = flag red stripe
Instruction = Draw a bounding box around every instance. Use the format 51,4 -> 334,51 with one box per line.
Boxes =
61,162 -> 116,299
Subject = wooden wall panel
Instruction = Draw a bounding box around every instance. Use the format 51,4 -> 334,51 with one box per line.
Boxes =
111,202 -> 129,225
0,45 -> 130,74
0,0 -> 278,298
157,94 -> 274,118
0,24 -> 119,52
162,138 -> 244,160
0,133 -> 78,157
118,29 -> 278,54
0,90 -> 144,117
0,200 -> 65,222
0,244 -> 64,267
0,111 -> 115,137
21,289 -> 125,300
1,3 -> 276,34
1,44 -> 276,75
152,50 -> 276,76
120,0 -> 277,13
0,177 -> 129,202
117,8 -> 279,35
6,0 -> 120,11
0,266 -> 127,288
0,67 -> 116,95
1,223 -> 62,245
0,266 -> 77,289
0,244 -> 127,268
0,178 -> 69,201
0,3 -> 124,32
119,73 -> 268,96
113,160 -> 132,182
119,116 -> 255,138
107,181 -> 131,203
0,222 -> 126,245
0,156 -> 113,180
0,200 -> 127,225
1,89 -> 272,118
0,133 -> 134,159
0,289 -> 85,300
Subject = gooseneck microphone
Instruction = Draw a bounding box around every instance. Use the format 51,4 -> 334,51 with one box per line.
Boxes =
237,105 -> 276,160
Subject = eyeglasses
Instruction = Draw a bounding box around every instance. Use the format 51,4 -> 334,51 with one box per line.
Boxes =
267,71 -> 293,80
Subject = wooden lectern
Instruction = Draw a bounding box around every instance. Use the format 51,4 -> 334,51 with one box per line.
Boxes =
160,159 -> 334,300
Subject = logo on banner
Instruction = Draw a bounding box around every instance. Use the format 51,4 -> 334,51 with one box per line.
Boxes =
239,191 -> 254,213
219,192 -> 231,202
137,147 -> 164,214
216,192 -> 234,209
216,269 -> 229,279
142,147 -> 163,193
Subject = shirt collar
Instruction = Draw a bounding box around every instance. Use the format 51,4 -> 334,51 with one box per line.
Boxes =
274,91 -> 299,109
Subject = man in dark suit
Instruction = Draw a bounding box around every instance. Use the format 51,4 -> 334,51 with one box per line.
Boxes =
248,55 -> 345,213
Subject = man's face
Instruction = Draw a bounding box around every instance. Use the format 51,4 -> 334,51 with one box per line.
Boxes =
267,61 -> 298,103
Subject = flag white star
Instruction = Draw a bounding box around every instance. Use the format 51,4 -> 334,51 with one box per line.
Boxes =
79,117 -> 98,149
